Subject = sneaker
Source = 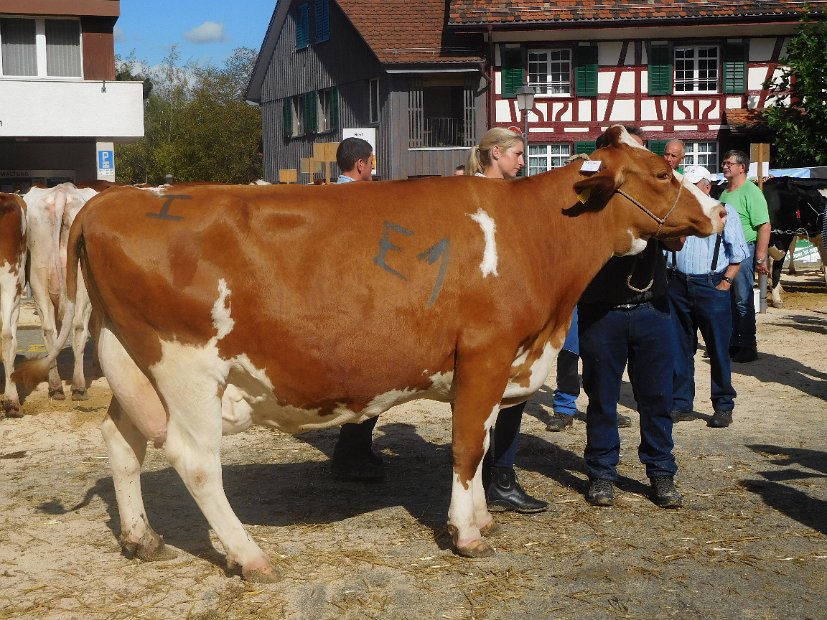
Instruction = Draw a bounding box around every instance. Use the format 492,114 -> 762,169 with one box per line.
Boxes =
672,410 -> 696,422
707,410 -> 733,428
546,412 -> 574,432
617,413 -> 632,428
586,478 -> 614,506
650,476 -> 682,508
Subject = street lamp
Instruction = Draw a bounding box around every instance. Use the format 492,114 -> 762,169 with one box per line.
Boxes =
515,84 -> 536,175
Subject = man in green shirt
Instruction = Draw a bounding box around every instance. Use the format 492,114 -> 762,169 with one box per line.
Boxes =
719,150 -> 770,363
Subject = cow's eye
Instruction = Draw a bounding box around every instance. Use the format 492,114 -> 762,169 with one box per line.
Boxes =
656,171 -> 671,180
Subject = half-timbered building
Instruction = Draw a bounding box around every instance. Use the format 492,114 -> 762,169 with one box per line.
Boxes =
246,0 -> 485,182
0,0 -> 143,192
449,0 -> 826,173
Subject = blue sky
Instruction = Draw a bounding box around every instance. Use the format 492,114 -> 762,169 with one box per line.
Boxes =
115,1 -> 275,68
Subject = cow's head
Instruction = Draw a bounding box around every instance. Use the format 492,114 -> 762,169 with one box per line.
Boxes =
572,125 -> 726,256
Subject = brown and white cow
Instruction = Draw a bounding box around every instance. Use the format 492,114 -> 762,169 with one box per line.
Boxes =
0,193 -> 27,417
15,126 -> 725,582
22,183 -> 98,400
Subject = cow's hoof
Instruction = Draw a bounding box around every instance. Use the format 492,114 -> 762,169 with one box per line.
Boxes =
448,524 -> 495,558
49,388 -> 66,401
242,566 -> 282,583
3,401 -> 23,418
456,538 -> 495,558
123,533 -> 177,562
71,389 -> 88,401
479,518 -> 498,537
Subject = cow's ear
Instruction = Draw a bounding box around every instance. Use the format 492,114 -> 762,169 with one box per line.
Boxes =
572,173 -> 619,209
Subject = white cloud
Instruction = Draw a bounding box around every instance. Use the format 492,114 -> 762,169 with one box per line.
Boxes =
184,21 -> 227,44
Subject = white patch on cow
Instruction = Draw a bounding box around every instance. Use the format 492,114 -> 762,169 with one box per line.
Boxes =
483,404 -> 499,431
678,171 -> 724,230
502,342 -> 559,400
618,231 -> 649,256
617,126 -> 646,149
469,209 -> 499,277
211,279 -> 234,340
448,470 -> 478,546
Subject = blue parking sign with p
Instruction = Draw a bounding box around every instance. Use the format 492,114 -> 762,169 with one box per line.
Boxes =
98,150 -> 114,171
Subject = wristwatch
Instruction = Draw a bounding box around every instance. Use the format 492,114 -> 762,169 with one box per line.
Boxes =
722,276 -> 733,284
756,257 -> 766,264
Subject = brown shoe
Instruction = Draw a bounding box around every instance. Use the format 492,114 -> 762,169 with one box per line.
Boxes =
546,412 -> 574,432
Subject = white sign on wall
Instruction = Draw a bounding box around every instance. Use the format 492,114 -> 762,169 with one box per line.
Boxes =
96,141 -> 116,181
342,128 -> 377,175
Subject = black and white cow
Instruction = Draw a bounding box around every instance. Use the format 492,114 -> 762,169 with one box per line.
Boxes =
762,176 -> 827,307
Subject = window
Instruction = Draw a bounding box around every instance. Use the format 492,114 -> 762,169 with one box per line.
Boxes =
528,144 -> 571,176
683,141 -> 719,170
528,49 -> 571,95
314,0 -> 330,44
408,77 -> 476,148
283,95 -> 305,137
0,17 -> 81,77
369,78 -> 380,124
295,3 -> 310,50
674,46 -> 719,93
317,87 -> 338,132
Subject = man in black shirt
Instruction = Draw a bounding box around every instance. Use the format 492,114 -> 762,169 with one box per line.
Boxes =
578,128 -> 683,509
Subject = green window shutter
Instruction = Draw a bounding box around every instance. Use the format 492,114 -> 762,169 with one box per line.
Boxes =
501,47 -> 524,99
648,44 -> 673,96
574,141 -> 596,155
574,46 -> 599,97
283,98 -> 293,138
722,42 -> 747,94
648,139 -> 668,156
314,0 -> 330,43
304,91 -> 318,134
296,3 -> 310,49
330,86 -> 339,129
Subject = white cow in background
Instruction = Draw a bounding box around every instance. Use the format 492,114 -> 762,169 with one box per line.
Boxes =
23,183 -> 98,400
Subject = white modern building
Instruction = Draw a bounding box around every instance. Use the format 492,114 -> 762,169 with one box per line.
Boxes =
0,0 -> 144,191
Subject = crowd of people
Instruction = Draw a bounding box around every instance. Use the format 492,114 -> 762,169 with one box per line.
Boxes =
328,127 -> 770,511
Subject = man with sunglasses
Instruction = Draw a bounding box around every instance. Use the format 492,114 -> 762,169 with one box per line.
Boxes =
719,150 -> 770,364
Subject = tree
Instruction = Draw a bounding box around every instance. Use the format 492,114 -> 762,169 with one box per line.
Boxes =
114,47 -> 262,184
764,12 -> 827,167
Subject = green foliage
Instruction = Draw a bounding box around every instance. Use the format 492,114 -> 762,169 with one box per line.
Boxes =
114,47 -> 262,184
764,12 -> 827,167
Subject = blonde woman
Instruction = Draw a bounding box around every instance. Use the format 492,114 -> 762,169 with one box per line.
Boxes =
467,127 -> 548,514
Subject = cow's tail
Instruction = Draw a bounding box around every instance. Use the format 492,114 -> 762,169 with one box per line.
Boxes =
12,207 -> 85,392
52,184 -> 68,302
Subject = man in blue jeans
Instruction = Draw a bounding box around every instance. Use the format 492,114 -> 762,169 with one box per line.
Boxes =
578,127 -> 682,509
667,165 -> 748,428
719,150 -> 770,363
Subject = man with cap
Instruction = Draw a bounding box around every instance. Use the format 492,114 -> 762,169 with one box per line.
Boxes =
666,165 -> 748,428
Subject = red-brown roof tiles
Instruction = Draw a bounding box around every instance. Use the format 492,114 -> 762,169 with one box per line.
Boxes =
449,1 -> 827,27
336,0 -> 483,65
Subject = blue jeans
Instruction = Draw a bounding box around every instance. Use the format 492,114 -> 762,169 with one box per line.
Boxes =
668,271 -> 736,413
730,242 -> 756,350
579,300 -> 677,481
553,308 -> 579,416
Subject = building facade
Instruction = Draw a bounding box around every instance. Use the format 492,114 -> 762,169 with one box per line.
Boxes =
246,0 -> 485,182
0,0 -> 143,191
449,0 -> 826,173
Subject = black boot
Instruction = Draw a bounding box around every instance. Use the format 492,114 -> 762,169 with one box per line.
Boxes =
485,466 -> 548,513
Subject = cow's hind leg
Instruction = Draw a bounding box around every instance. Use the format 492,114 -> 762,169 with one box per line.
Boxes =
101,401 -> 175,561
70,283 -> 92,400
99,327 -> 173,561
159,373 -> 279,583
0,282 -> 22,417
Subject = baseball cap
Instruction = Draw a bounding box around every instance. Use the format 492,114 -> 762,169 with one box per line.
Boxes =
683,165 -> 712,185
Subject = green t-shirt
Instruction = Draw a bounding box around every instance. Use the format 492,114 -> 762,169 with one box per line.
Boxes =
719,180 -> 769,244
